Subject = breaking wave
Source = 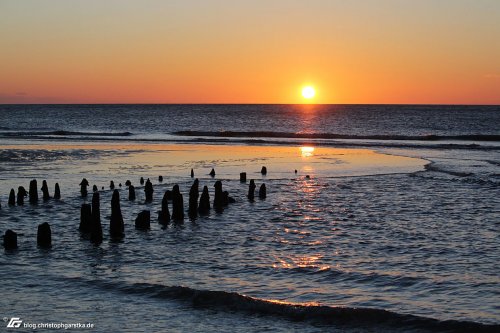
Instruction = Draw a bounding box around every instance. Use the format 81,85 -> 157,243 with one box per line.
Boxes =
66,277 -> 499,333
0,130 -> 133,137
174,131 -> 500,142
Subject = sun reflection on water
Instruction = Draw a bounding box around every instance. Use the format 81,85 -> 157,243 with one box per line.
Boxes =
264,298 -> 321,307
272,254 -> 331,271
300,146 -> 315,158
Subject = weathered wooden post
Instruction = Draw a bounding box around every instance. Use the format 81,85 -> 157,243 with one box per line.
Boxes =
90,192 -> 102,244
80,203 -> 92,233
129,185 -> 136,201
54,183 -> 61,199
135,210 -> 151,230
158,191 -> 171,225
240,172 -> 247,182
17,186 -> 27,205
37,222 -> 52,247
110,190 -> 124,239
248,180 -> 256,200
188,179 -> 199,218
198,186 -> 210,214
259,183 -> 267,199
213,180 -> 223,212
29,179 -> 38,204
144,179 -> 154,202
80,178 -> 89,197
41,180 -> 50,201
3,230 -> 17,250
171,185 -> 184,221
8,189 -> 15,206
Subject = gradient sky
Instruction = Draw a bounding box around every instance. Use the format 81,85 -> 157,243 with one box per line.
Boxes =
1,0 -> 499,104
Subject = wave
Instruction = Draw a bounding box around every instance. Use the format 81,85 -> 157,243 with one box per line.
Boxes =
68,277 -> 498,332
1,129 -> 499,151
0,130 -> 133,137
174,131 -> 500,142
1,129 -> 500,142
424,164 -> 474,177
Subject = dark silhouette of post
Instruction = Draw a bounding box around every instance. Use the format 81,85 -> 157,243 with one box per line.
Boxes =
188,179 -> 199,218
190,168 -> 194,178
129,185 -> 136,201
41,180 -> 50,201
165,190 -> 173,201
144,178 -> 154,202
213,181 -> 223,212
198,186 -> 210,214
54,183 -> 61,199
8,189 -> 15,206
171,185 -> 184,221
259,183 -> 267,199
158,191 -> 171,225
110,190 -> 124,239
158,175 -> 163,182
29,179 -> 38,204
248,180 -> 256,200
90,192 -> 102,244
261,166 -> 267,175
135,210 -> 150,230
240,172 -> 247,182
80,178 -> 89,197
80,203 -> 92,233
17,186 -> 27,205
110,181 -> 115,190
3,230 -> 17,250
140,177 -> 144,185
37,222 -> 52,247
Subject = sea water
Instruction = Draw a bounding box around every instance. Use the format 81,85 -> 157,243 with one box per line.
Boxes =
0,104 -> 498,332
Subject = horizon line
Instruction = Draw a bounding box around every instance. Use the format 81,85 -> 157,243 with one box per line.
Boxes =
1,103 -> 499,106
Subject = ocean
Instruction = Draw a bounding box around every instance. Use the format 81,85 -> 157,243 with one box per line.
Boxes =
0,104 -> 499,332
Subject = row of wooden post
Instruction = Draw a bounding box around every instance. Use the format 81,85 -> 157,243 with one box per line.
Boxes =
3,172 -> 267,249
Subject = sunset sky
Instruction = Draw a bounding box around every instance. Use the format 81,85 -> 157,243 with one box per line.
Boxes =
1,0 -> 499,104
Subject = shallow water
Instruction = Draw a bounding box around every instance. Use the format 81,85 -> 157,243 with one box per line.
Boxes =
0,142 -> 426,190
0,139 -> 498,332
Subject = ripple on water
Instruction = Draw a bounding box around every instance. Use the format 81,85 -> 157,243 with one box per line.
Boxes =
0,146 -> 499,327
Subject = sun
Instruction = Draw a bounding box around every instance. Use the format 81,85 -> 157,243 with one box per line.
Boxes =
302,86 -> 316,99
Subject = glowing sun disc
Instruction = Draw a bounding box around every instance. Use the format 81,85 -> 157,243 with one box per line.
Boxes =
302,86 -> 315,99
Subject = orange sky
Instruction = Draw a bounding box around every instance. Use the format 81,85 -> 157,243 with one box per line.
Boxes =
1,0 -> 499,104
